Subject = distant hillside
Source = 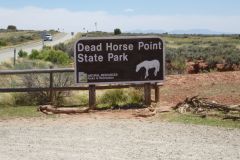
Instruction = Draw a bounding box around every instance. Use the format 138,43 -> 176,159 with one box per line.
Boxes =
127,29 -> 230,35
0,29 -> 58,48
170,29 -> 226,35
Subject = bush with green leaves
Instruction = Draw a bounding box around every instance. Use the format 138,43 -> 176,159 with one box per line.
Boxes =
99,89 -> 127,106
206,56 -> 223,68
0,93 -> 15,107
43,49 -> 70,65
28,49 -> 40,59
126,88 -> 144,104
14,93 -> 37,106
53,43 -> 67,52
226,52 -> 240,65
18,49 -> 28,58
63,92 -> 88,106
29,48 -> 71,65
99,88 -> 143,107
171,56 -> 186,74
0,39 -> 7,47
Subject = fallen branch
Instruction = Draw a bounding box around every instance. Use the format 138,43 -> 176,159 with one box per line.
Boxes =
174,96 -> 240,120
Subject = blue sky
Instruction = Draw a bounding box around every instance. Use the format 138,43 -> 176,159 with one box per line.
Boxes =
1,0 -> 240,15
0,0 -> 240,33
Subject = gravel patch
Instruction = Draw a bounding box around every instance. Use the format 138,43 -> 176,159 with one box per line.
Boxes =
0,117 -> 239,160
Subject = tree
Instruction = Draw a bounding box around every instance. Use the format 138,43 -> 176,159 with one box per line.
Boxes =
114,28 -> 121,35
7,25 -> 17,31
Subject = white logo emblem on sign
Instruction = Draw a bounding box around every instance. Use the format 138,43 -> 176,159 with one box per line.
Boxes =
136,60 -> 160,79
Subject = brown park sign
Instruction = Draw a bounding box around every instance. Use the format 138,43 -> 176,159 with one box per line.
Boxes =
74,36 -> 165,84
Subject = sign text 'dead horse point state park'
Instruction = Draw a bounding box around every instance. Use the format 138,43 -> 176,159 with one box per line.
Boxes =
74,37 -> 165,84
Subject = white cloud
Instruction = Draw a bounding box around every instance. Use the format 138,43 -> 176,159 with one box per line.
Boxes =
124,8 -> 135,13
0,6 -> 239,33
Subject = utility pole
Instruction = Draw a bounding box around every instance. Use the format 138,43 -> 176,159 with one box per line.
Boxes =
40,31 -> 45,49
42,39 -> 44,49
94,22 -> 98,31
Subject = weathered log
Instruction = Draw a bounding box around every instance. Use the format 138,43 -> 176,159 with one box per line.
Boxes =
38,105 -> 90,115
223,115 -> 240,121
133,107 -> 156,118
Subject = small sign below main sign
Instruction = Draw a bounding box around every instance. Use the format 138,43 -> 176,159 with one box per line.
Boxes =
74,36 -> 165,84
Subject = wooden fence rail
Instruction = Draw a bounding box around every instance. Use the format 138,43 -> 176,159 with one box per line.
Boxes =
0,68 -> 162,107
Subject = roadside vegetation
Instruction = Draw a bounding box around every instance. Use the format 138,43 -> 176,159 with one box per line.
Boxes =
0,106 -> 42,118
2,30 -> 240,74
156,112 -> 240,129
0,31 -> 240,129
0,26 -> 58,48
47,31 -> 240,74
0,34 -> 143,109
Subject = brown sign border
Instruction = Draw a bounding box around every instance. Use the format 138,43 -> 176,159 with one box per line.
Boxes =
74,36 -> 165,85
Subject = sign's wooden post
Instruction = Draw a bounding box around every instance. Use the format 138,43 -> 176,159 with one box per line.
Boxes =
89,85 -> 96,109
155,83 -> 160,102
144,83 -> 151,105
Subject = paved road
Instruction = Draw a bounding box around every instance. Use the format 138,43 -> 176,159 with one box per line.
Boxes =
0,117 -> 239,160
0,33 -> 73,63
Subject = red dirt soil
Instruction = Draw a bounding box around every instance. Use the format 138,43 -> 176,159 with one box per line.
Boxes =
159,71 -> 240,108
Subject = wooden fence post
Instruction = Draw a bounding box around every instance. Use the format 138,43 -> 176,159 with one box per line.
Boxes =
144,83 -> 151,105
13,48 -> 16,66
155,83 -> 160,102
49,66 -> 53,104
89,85 -> 96,109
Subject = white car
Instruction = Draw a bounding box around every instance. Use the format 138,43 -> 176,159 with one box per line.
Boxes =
43,34 -> 53,41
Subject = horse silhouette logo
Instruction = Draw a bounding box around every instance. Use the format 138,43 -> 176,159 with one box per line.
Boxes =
136,60 -> 160,79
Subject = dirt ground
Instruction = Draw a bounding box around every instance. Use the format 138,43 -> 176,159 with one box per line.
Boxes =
0,71 -> 240,160
0,116 -> 240,160
159,71 -> 240,107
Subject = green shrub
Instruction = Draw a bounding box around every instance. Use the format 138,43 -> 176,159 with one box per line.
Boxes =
99,88 -> 143,107
42,45 -> 52,50
44,49 -> 70,65
126,88 -> 144,104
99,89 -> 127,106
63,92 -> 88,106
14,93 -> 37,106
226,53 -> 240,65
0,39 -> 7,47
53,43 -> 67,52
29,48 -> 71,65
29,49 -> 40,59
0,93 -> 15,106
171,56 -> 186,74
206,56 -> 223,68
18,49 -> 28,58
